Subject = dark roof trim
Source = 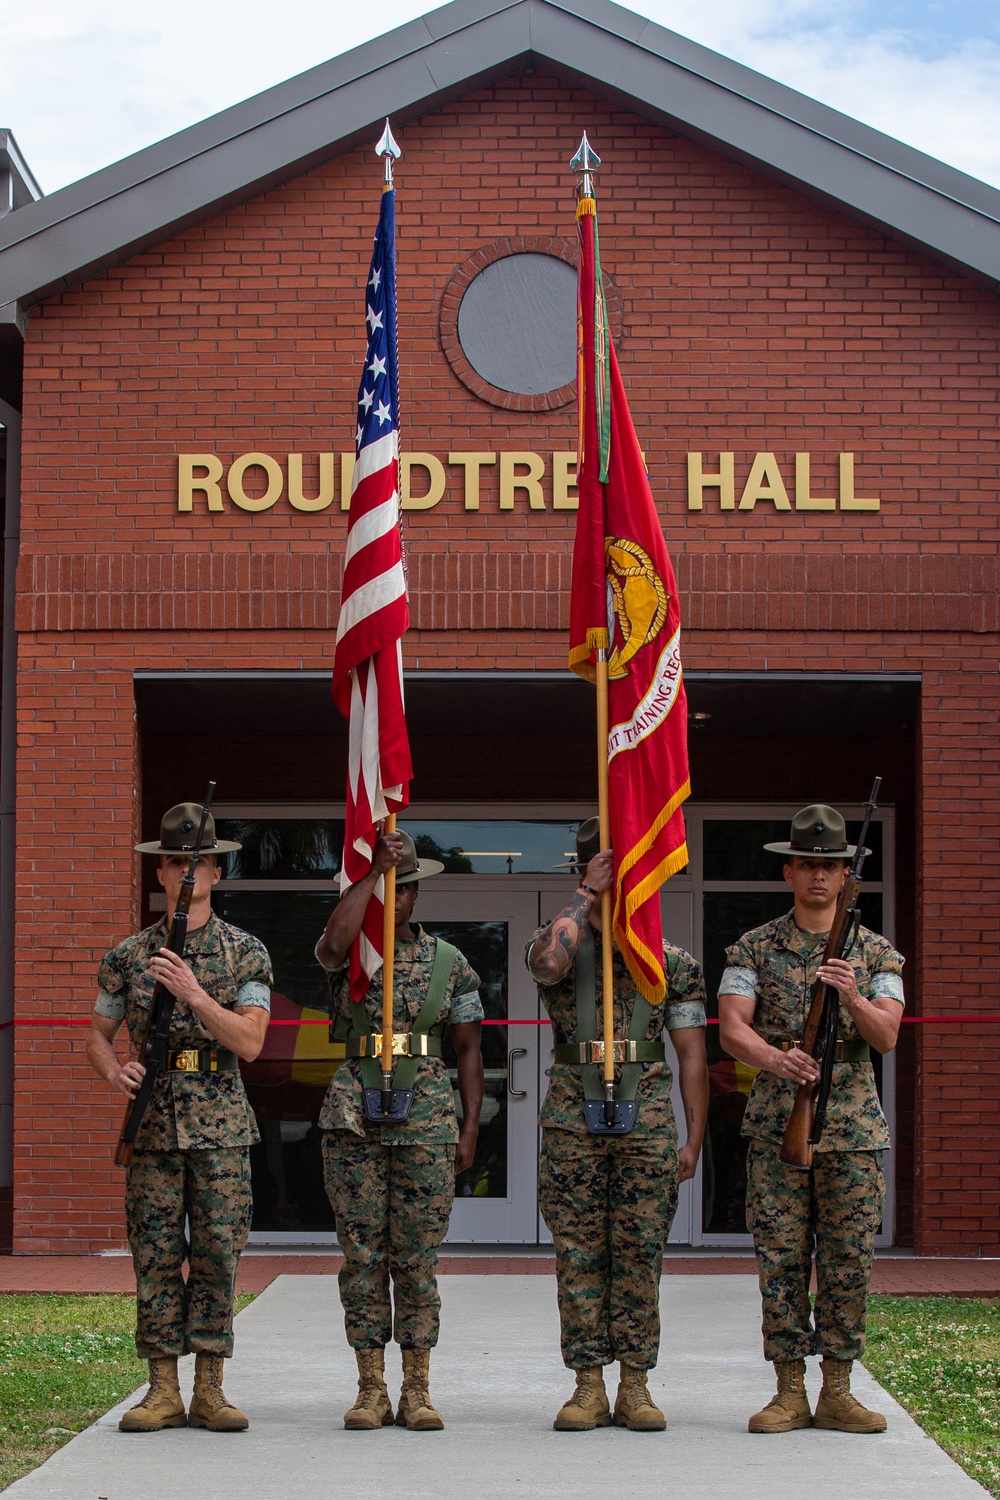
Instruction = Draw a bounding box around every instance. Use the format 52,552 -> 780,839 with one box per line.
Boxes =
2,0 -> 1000,308
0,131 -> 43,215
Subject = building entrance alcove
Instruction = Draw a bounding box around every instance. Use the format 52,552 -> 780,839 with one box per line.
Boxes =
135,671 -> 918,1248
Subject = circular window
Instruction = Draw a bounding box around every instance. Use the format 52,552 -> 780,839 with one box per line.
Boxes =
457,253 -> 576,396
440,237 -> 624,411
440,236 -> 605,412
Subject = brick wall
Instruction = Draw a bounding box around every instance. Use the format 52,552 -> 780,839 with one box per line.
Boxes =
10,74 -> 1000,1252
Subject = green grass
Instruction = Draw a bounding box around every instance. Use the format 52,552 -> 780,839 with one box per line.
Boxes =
866,1295 -> 1000,1497
0,1294 -> 256,1493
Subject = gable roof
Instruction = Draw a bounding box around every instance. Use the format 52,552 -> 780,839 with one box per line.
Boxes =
2,0 -> 1000,321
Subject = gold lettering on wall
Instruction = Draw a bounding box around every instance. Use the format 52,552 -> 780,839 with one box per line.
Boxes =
401,453 -> 447,511
838,453 -> 879,512
739,453 -> 791,512
288,453 -> 335,512
687,453 -> 735,511
177,450 -> 881,515
552,451 -> 578,511
177,455 -> 225,512
227,453 -> 283,512
499,452 -> 546,511
448,452 -> 497,511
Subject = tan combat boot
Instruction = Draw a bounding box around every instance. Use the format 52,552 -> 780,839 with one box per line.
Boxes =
747,1358 -> 812,1433
119,1355 -> 187,1432
813,1357 -> 887,1433
187,1353 -> 250,1432
344,1348 -> 394,1430
553,1368 -> 612,1431
613,1363 -> 666,1431
395,1348 -> 444,1431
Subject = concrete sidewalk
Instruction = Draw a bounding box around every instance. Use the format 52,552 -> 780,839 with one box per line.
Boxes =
6,1275 -> 989,1500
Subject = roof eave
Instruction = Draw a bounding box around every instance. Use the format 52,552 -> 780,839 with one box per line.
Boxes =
2,0 -> 1000,305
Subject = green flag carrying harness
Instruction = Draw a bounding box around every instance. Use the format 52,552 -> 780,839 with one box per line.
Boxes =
343,937 -> 457,1096
568,926 -> 663,1133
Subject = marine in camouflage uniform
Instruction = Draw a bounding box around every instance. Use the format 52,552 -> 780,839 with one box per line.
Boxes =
316,830 -> 484,1431
528,821 -> 709,1433
718,804 -> 905,1436
86,803 -> 271,1434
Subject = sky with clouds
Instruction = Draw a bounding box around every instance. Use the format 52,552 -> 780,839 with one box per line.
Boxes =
2,0 -> 999,197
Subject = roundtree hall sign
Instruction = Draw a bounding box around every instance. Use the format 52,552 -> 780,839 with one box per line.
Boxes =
177,449 -> 880,515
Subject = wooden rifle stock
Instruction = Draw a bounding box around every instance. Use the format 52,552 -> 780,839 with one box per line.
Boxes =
778,777 -> 881,1170
113,783 -> 216,1166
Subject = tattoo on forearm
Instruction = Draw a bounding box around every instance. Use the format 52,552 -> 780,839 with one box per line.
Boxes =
531,892 -> 595,972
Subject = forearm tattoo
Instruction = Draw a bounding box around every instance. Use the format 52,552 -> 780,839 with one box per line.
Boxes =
530,890 -> 595,976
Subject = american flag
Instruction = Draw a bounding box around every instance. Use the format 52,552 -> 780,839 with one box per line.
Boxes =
332,182 -> 412,1000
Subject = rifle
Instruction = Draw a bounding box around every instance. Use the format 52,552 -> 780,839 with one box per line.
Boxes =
778,777 -> 881,1170
114,783 -> 216,1166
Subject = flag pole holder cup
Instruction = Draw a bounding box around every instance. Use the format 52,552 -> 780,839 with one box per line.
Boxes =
582,1099 -> 639,1135
363,1087 -> 413,1124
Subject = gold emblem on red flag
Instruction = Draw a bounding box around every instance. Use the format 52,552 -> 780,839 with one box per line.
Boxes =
605,537 -> 670,679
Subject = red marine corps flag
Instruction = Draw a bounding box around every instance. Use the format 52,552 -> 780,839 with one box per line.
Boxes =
570,135 -> 690,1009
332,122 -> 412,1001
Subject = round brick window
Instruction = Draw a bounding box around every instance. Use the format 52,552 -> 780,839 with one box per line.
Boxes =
440,237 -> 625,411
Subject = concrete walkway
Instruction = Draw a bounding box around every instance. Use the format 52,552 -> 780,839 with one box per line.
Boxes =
6,1275 -> 989,1500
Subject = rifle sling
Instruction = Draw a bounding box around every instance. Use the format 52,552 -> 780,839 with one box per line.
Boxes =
575,926 -> 651,1103
351,938 -> 456,1095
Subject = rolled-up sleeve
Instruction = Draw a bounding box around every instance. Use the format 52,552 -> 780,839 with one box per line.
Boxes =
94,987 -> 125,1020
719,966 -> 758,1000
236,980 -> 271,1011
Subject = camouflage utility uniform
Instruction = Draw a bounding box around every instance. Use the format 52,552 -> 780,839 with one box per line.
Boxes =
721,912 -> 904,1363
533,928 -> 706,1371
320,925 -> 482,1350
97,916 -> 272,1358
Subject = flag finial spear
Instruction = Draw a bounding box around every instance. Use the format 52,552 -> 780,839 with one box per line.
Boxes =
570,132 -> 601,199
376,119 -> 401,187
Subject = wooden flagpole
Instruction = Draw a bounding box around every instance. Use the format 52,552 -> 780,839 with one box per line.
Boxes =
574,133 -> 618,1129
595,646 -> 616,1124
381,812 -> 397,1112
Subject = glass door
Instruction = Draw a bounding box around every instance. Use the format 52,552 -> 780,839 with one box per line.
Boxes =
414,882 -> 542,1243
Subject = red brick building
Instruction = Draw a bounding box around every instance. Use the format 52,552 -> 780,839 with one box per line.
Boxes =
0,0 -> 997,1256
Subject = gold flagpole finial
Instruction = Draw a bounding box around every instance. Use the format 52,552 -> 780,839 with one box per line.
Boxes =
570,132 -> 601,199
376,119 -> 401,187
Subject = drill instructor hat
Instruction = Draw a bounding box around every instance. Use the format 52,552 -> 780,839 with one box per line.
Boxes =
763,804 -> 868,860
552,816 -> 602,872
393,831 -> 444,884
135,802 -> 242,855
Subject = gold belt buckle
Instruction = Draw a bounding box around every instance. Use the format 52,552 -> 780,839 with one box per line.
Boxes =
172,1048 -> 200,1072
586,1040 -> 631,1064
371,1033 -> 411,1058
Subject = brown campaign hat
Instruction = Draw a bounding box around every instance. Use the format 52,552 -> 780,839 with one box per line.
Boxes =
553,816 -> 602,872
394,831 -> 444,885
763,804 -> 866,859
135,802 -> 242,855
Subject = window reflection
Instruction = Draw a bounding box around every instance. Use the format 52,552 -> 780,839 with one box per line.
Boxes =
216,817 -> 585,877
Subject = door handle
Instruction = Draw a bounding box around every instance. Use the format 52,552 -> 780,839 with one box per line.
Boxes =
507,1047 -> 528,1099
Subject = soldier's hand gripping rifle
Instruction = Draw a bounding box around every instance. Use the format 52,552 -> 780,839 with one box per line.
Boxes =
778,777 -> 881,1171
113,784 -> 216,1167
